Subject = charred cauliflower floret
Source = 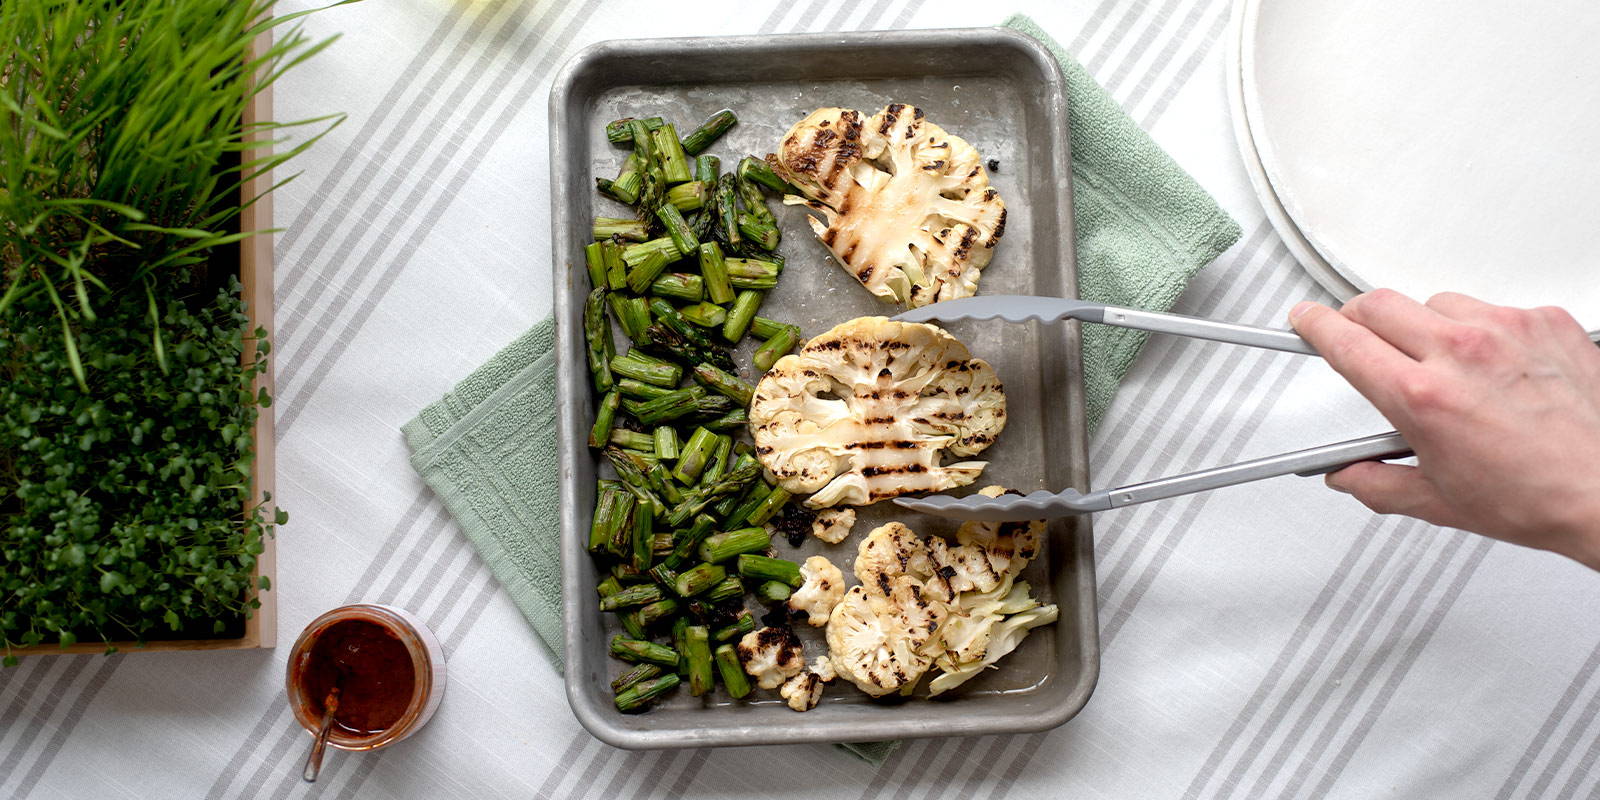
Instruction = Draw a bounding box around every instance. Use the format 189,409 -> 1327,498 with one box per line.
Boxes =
737,626 -> 806,689
770,103 -> 1006,307
789,555 -> 846,626
853,521 -> 934,596
778,656 -> 837,712
749,317 -> 1006,508
811,507 -> 857,544
955,485 -> 1043,579
826,576 -> 943,696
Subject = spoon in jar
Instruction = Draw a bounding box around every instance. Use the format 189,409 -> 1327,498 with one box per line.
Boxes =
302,687 -> 340,783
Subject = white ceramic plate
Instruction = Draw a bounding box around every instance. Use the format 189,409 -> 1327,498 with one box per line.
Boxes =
1235,0 -> 1600,329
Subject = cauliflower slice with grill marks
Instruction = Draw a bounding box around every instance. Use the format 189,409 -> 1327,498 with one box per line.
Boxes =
827,576 -> 943,696
750,317 -> 1005,508
852,521 -> 934,597
770,103 -> 1006,307
811,507 -> 856,544
955,485 -> 1044,580
778,656 -> 837,712
737,626 -> 806,690
789,555 -> 846,626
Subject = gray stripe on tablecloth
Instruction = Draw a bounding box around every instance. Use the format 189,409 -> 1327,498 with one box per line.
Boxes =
1494,640 -> 1600,799
1553,703 -> 1600,800
622,749 -> 686,800
0,657 -> 82,789
660,749 -> 710,800
11,656 -> 118,800
757,0 -> 798,34
1178,514 -> 1402,800
1238,530 -> 1477,798
819,0 -> 859,31
1520,644 -> 1600,800
1120,0 -> 1213,112
274,0 -> 525,306
1204,520 -> 1432,798
1093,0 -> 1172,91
273,0 -> 553,347
276,0 -> 599,434
914,733 -> 995,800
0,658 -> 50,761
1082,0 -> 1149,77
888,0 -> 920,29
1137,3 -> 1230,128
1301,538 -> 1494,798
272,1 -> 477,280
534,735 -> 594,800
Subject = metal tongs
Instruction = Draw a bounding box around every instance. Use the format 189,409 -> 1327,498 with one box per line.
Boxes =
890,296 -> 1413,521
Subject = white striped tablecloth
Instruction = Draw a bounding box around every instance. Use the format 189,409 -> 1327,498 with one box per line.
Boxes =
4,1 -> 1598,798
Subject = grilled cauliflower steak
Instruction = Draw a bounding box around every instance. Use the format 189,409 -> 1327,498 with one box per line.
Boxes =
853,521 -> 934,595
954,485 -> 1043,579
789,555 -> 846,626
737,626 -> 806,689
778,656 -> 837,712
770,103 -> 1007,307
811,507 -> 857,544
749,317 -> 1006,508
827,577 -> 943,696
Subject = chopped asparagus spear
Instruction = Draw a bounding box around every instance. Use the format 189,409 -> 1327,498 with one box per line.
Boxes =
727,482 -> 773,526
704,408 -> 748,432
721,290 -> 763,343
665,461 -> 761,526
699,528 -> 771,563
618,610 -> 646,639
665,513 -> 718,570
752,325 -> 799,371
737,213 -> 780,251
611,662 -> 661,694
631,502 -> 655,572
692,363 -> 755,406
610,350 -> 682,387
714,174 -> 742,247
590,487 -> 622,553
648,272 -> 704,302
704,575 -> 744,604
749,316 -> 789,340
596,573 -> 623,600
625,249 -> 672,294
653,124 -> 694,184
666,180 -> 709,212
608,427 -> 654,452
653,426 -> 680,461
698,434 -> 732,485
694,154 -> 720,183
593,217 -> 649,241
605,447 -> 666,517
617,377 -> 674,400
648,462 -> 683,504
746,485 -> 792,526
682,109 -> 737,155
672,427 -> 718,484
697,240 -> 735,305
713,611 -> 756,643
684,625 -> 714,696
588,391 -> 620,449
652,531 -> 675,555
598,583 -> 664,611
673,562 -> 727,597
610,636 -> 681,668
737,155 -> 796,193
637,597 -> 679,627
655,201 -> 699,256
584,242 -> 607,289
608,294 -> 652,341
627,119 -> 658,167
632,386 -> 707,426
584,289 -> 615,393
714,644 -> 752,699
678,301 -> 727,327
754,579 -> 792,605
739,555 -> 803,588
604,118 -> 636,144
602,240 -> 628,291
735,176 -> 774,223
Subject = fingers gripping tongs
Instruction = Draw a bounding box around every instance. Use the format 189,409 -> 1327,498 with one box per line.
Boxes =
890,296 -> 1414,522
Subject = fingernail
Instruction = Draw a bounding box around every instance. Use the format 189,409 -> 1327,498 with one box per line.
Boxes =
1289,301 -> 1316,322
1325,477 -> 1351,494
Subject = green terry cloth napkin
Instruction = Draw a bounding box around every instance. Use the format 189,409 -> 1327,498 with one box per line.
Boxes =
405,16 -> 1240,767
1006,13 -> 1242,429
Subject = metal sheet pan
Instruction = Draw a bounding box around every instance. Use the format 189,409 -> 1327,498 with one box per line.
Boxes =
552,27 -> 1096,750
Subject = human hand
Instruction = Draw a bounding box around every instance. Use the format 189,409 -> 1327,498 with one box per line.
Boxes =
1289,290 -> 1600,570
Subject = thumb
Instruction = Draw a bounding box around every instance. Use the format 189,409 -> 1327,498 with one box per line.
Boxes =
1326,461 -> 1466,529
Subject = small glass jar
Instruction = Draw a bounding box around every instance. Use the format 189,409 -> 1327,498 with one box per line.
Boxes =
285,604 -> 446,751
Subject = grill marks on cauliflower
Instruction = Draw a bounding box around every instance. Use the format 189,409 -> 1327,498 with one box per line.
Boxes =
826,578 -> 942,697
749,318 -> 1006,508
811,507 -> 856,543
771,103 -> 1007,307
779,656 -> 837,712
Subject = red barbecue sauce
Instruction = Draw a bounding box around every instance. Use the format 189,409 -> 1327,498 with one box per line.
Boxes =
302,619 -> 416,736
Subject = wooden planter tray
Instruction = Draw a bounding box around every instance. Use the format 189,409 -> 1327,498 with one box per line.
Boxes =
14,33 -> 278,656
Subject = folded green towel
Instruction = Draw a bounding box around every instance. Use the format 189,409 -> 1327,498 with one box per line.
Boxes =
405,15 -> 1239,767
